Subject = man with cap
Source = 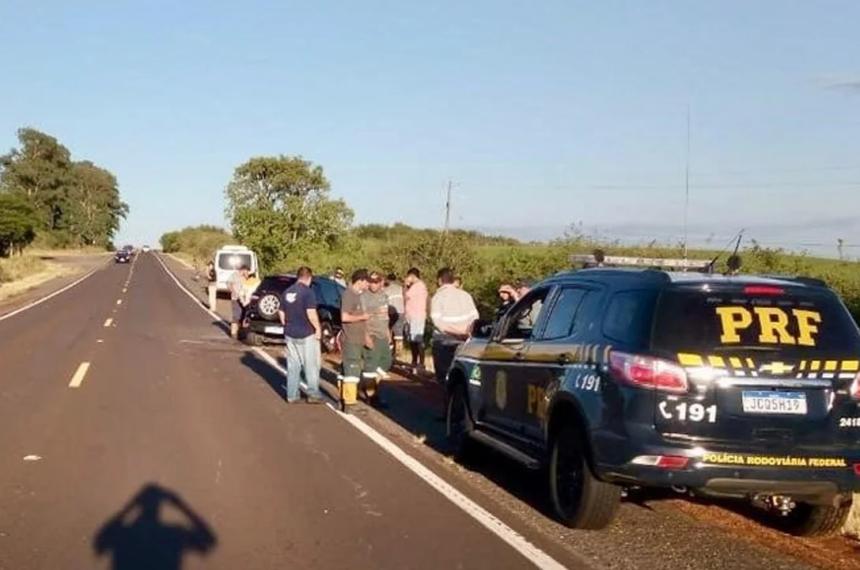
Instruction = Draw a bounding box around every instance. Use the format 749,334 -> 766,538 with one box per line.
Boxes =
361,271 -> 392,406
339,269 -> 370,410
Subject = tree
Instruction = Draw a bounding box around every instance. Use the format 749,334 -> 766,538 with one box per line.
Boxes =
0,128 -> 73,232
65,161 -> 128,247
225,156 -> 353,268
0,127 -> 128,248
0,194 -> 38,256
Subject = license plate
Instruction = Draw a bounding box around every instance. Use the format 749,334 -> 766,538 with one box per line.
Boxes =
742,391 -> 807,415
264,325 -> 284,335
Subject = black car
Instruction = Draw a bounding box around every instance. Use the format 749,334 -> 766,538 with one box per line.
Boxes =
243,274 -> 345,351
114,250 -> 131,263
446,268 -> 860,536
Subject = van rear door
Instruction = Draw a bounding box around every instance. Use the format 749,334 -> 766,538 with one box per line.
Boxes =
650,283 -> 860,451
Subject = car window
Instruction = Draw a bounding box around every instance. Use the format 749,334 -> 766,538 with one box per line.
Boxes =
539,287 -> 587,340
310,280 -> 336,306
652,286 -> 860,356
602,290 -> 658,348
217,253 -> 252,270
501,288 -> 550,341
570,289 -> 604,340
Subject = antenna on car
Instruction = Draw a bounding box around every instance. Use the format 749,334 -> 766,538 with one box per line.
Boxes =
706,229 -> 744,274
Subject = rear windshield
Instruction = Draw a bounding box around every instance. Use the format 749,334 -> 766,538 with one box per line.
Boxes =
261,276 -> 296,290
652,286 -> 860,356
218,253 -> 253,270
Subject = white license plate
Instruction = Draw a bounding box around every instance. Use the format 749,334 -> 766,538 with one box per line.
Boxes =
742,391 -> 807,415
264,325 -> 284,335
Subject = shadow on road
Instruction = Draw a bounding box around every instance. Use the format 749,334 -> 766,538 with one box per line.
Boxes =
240,350 -> 286,400
93,483 -> 217,570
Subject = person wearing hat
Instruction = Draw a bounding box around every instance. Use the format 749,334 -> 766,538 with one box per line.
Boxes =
360,271 -> 392,406
339,269 -> 370,409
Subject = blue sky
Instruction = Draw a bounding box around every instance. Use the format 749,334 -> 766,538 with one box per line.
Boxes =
2,1 -> 859,254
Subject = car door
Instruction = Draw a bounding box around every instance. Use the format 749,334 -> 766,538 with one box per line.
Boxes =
478,288 -> 552,437
521,285 -> 605,440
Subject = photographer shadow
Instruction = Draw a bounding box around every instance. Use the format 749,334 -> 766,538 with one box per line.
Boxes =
93,483 -> 217,570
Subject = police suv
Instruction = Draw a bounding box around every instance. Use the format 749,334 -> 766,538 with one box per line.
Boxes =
446,256 -> 860,535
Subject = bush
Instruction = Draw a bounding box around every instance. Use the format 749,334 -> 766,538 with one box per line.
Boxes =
158,225 -> 233,270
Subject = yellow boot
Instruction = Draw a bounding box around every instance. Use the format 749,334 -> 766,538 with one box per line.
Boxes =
341,377 -> 359,408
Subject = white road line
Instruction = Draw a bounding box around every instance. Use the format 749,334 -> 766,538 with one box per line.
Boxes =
156,253 -> 567,569
338,410 -> 567,570
103,318 -> 113,327
0,261 -> 107,323
154,253 -> 225,322
68,362 -> 91,388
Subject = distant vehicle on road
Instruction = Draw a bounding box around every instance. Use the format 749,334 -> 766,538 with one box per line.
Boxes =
243,274 -> 344,352
213,245 -> 258,294
446,260 -> 860,537
121,244 -> 135,255
114,250 -> 132,264
141,245 -> 151,253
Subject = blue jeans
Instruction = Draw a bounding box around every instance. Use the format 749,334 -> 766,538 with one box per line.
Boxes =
285,335 -> 322,401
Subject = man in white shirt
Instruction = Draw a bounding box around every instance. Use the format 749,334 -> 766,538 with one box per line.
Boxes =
430,267 -> 479,384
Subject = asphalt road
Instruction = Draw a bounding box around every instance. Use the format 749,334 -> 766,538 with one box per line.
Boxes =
0,253 -> 574,570
0,252 -> 846,570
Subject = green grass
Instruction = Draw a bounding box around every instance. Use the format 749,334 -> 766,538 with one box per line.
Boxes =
0,255 -> 48,283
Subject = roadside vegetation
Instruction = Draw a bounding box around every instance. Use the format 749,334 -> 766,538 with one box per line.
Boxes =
159,225 -> 233,269
0,127 -> 127,257
0,255 -> 47,284
158,153 -> 860,321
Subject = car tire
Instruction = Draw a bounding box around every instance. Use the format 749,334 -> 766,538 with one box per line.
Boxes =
549,424 -> 621,530
446,383 -> 474,459
777,500 -> 851,537
256,293 -> 281,321
320,321 -> 336,353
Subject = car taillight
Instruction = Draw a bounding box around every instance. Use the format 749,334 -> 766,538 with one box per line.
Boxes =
609,351 -> 688,393
631,455 -> 690,470
850,372 -> 860,400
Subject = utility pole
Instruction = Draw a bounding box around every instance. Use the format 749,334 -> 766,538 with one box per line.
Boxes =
443,180 -> 452,235
683,106 -> 691,260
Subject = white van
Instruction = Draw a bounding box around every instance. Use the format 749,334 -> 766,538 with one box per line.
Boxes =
214,245 -> 259,293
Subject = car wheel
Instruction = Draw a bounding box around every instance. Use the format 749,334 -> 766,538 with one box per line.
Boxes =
257,293 -> 281,320
320,321 -> 336,353
549,424 -> 621,530
776,500 -> 851,537
446,383 -> 474,458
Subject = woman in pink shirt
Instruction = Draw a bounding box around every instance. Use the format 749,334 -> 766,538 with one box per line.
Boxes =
403,267 -> 428,373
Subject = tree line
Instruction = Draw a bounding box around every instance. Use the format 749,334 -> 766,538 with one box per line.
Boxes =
0,128 -> 128,256
159,153 -> 860,321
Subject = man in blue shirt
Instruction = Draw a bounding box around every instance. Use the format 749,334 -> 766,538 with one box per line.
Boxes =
278,266 -> 324,404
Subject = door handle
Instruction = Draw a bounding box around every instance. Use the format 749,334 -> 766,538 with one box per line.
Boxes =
557,353 -> 572,365
514,351 -> 525,361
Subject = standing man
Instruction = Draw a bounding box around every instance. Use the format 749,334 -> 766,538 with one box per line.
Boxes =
340,269 -> 370,410
278,267 -> 324,404
361,271 -> 392,406
383,273 -> 405,355
403,267 -> 428,375
228,265 -> 250,340
430,267 -> 479,385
